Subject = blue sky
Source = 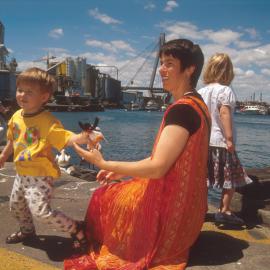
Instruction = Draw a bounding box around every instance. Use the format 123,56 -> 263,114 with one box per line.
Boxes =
1,0 -> 270,101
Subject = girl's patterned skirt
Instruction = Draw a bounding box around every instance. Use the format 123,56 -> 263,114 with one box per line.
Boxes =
208,146 -> 253,189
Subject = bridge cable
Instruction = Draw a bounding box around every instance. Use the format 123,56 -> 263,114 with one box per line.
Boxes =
124,42 -> 159,88
118,40 -> 158,75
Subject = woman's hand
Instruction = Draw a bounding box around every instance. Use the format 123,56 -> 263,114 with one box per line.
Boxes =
97,170 -> 125,185
73,142 -> 104,167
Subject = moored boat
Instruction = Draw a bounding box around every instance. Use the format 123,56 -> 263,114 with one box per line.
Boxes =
240,105 -> 268,115
130,101 -> 143,111
145,99 -> 160,111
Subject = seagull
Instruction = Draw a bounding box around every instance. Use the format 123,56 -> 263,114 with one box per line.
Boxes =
56,149 -> 71,168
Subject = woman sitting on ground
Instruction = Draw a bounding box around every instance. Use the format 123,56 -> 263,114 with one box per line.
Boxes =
64,38 -> 211,270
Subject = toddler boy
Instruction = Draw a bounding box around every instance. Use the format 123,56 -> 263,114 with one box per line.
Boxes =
0,67 -> 88,252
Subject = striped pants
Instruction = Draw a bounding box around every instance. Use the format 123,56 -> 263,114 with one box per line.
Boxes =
9,175 -> 76,235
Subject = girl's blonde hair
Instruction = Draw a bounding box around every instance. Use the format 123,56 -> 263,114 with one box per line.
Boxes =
17,67 -> 56,96
203,53 -> 234,86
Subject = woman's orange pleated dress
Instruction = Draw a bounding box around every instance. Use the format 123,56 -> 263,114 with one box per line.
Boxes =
64,96 -> 210,270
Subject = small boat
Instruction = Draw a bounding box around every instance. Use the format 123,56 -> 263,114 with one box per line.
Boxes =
258,107 -> 268,115
130,101 -> 142,111
125,101 -> 143,111
240,105 -> 268,115
145,99 -> 160,111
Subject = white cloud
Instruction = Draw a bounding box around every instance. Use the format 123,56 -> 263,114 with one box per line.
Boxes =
261,68 -> 270,76
234,44 -> 270,67
244,28 -> 258,39
85,40 -> 116,52
85,39 -> 135,54
160,21 -> 203,41
254,48 -> 266,54
245,70 -> 255,77
164,1 -> 178,12
110,40 -> 135,52
80,52 -> 118,65
17,60 -> 46,71
48,28 -> 64,39
203,29 -> 242,46
234,67 -> 245,75
200,44 -> 236,60
158,20 -> 270,101
160,21 -> 260,49
43,47 -> 69,55
144,2 -> 156,11
234,40 -> 260,49
89,8 -> 122,25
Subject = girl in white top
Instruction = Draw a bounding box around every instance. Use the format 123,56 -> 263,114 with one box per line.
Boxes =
199,53 -> 252,225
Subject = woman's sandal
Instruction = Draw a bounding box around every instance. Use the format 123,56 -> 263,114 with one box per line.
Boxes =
6,231 -> 36,244
71,221 -> 88,254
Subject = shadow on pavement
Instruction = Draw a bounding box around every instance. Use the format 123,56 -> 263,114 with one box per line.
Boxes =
23,235 -> 73,262
214,223 -> 247,231
205,212 -> 254,231
189,231 -> 249,266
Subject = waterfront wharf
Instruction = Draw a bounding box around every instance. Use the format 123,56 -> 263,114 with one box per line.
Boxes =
45,102 -> 104,112
0,162 -> 270,270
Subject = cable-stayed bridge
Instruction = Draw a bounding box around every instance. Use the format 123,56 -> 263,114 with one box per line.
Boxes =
118,33 -> 166,96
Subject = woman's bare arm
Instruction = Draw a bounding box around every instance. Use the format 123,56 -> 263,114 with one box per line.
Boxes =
73,125 -> 189,179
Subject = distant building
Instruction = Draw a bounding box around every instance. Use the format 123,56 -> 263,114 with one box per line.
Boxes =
85,65 -> 99,97
85,65 -> 122,104
99,74 -> 122,104
122,91 -> 143,104
50,57 -> 87,94
0,20 -> 17,101
65,57 -> 86,90
0,21 -> 9,70
0,21 -> 4,44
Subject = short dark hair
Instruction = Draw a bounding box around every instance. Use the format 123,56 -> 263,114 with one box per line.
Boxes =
159,39 -> 204,88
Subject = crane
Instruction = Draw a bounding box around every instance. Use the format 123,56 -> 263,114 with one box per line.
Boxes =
33,53 -> 56,69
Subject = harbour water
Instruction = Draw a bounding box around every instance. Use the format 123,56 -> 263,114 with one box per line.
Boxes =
55,109 -> 270,206
54,109 -> 270,169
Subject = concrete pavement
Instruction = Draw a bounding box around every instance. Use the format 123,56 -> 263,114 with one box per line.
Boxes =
0,162 -> 270,270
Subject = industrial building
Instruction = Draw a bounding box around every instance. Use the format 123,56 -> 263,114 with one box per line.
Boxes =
0,20 -> 122,109
0,20 -> 17,102
48,57 -> 122,107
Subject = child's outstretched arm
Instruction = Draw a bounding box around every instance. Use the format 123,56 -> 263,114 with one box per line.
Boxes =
65,132 -> 89,147
0,140 -> 13,168
220,104 -> 235,153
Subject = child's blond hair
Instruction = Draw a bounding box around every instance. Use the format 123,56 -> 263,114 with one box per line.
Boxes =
203,53 -> 234,86
17,67 -> 56,97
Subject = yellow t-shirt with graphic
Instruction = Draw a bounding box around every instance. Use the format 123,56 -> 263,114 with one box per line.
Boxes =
7,109 -> 74,179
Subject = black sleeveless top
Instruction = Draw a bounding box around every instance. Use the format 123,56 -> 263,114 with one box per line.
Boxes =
164,92 -> 202,135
